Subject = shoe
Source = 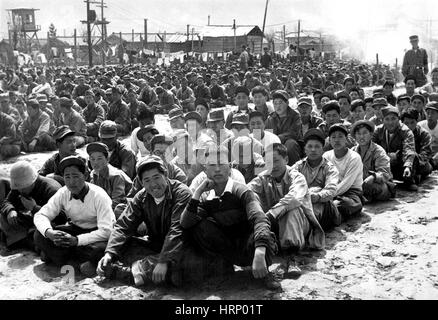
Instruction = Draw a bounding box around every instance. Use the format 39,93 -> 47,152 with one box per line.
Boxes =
262,272 -> 282,291
404,183 -> 418,192
105,261 -> 134,284
286,260 -> 302,278
79,261 -> 97,278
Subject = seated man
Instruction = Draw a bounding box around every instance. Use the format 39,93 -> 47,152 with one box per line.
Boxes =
38,125 -> 88,186
99,120 -> 137,180
418,101 -> 438,169
317,100 -> 352,137
19,99 -> 56,153
181,146 -> 281,290
87,142 -> 133,211
168,107 -> 185,130
34,156 -> 115,275
59,97 -> 87,147
176,77 -> 195,112
396,95 -> 411,114
265,90 -> 303,165
0,161 -> 62,248
209,75 -> 227,108
107,86 -> 131,135
171,129 -> 201,186
130,108 -> 155,159
252,86 -> 274,121
350,99 -> 366,123
411,94 -> 427,121
373,106 -> 418,190
205,109 -> 234,146
225,86 -> 254,130
248,143 -> 325,254
292,129 -> 340,231
401,108 -> 433,182
82,90 -> 105,143
351,120 -> 395,202
231,136 -> 265,183
0,108 -> 21,161
97,155 -> 192,287
297,96 -> 323,135
369,98 -> 388,127
323,124 -> 364,219
249,111 -> 281,150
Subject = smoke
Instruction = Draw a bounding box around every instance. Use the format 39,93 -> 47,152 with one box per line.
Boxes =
295,0 -> 437,65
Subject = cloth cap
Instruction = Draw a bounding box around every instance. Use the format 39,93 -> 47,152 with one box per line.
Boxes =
10,161 -> 38,190
297,96 -> 312,107
235,86 -> 250,96
151,134 -> 173,149
207,109 -> 225,122
397,94 -> 411,103
59,156 -> 86,175
86,142 -> 109,157
328,123 -> 348,137
272,90 -> 289,103
36,94 -> 48,102
53,125 -> 75,141
184,111 -> 203,123
425,101 -> 438,112
409,35 -> 419,41
351,99 -> 365,112
59,97 -> 73,108
231,113 -> 249,125
322,100 -> 341,114
99,120 -> 117,138
304,128 -> 325,145
27,99 -> 40,109
381,106 -> 399,118
137,125 -> 159,142
136,155 -> 167,178
411,94 -> 426,104
351,120 -> 375,135
168,107 -> 184,121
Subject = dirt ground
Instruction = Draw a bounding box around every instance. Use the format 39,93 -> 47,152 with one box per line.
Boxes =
1,147 -> 438,300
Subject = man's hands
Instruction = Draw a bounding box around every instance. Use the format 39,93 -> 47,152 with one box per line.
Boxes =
310,193 -> 321,203
7,211 -> 19,227
45,229 -> 78,247
388,151 -> 399,162
20,195 -> 37,212
193,178 -> 215,200
152,262 -> 168,284
252,246 -> 268,279
364,175 -> 375,186
28,139 -> 38,152
403,167 -> 412,179
97,252 -> 114,276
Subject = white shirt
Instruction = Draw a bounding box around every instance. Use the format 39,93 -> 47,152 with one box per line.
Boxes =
189,169 -> 245,194
419,120 -> 438,154
204,178 -> 234,200
323,149 -> 363,196
251,130 -> 281,149
130,127 -> 150,159
34,183 -> 115,246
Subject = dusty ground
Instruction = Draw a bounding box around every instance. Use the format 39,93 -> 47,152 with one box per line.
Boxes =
1,148 -> 438,300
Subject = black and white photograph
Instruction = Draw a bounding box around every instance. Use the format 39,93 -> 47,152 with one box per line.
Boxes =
0,0 -> 437,304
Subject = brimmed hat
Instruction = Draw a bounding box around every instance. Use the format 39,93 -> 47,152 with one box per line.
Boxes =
168,107 -> 184,121
351,99 -> 365,112
381,106 -> 399,118
409,35 -> 419,41
304,128 -> 325,145
53,125 -> 75,141
137,125 -> 159,142
10,161 -> 38,190
411,94 -> 426,104
99,120 -> 117,138
207,109 -> 225,122
298,96 -> 313,107
328,123 -> 348,136
27,99 -> 40,109
396,94 -> 411,104
351,120 -> 375,135
150,134 -> 173,149
272,90 -> 289,103
184,111 -> 203,123
136,155 -> 167,178
59,155 -> 86,175
86,142 -> 109,157
231,113 -> 249,126
322,100 -> 341,114
425,101 -> 438,112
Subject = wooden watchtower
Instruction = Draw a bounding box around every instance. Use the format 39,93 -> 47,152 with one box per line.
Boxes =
7,8 -> 41,52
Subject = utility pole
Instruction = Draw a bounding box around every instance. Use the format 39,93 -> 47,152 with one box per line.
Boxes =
73,29 -> 77,66
191,27 -> 194,56
86,0 -> 93,67
260,0 -> 269,55
208,15 -> 210,26
96,0 -> 108,67
144,19 -> 148,50
283,25 -> 286,50
297,19 -> 301,62
132,29 -> 135,43
233,19 -> 237,52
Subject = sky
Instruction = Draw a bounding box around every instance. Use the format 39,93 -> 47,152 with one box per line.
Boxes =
1,0 -> 437,63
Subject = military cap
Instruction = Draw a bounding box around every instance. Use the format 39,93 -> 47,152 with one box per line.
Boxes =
381,106 -> 399,118
343,76 -> 355,85
404,75 -> 417,84
59,155 -> 86,175
272,90 -> 289,103
328,123 -> 348,137
322,100 -> 341,114
168,107 -> 184,121
396,94 -> 411,104
409,35 -> 419,41
136,155 -> 167,178
137,124 -> 159,142
207,109 -> 225,122
99,120 -> 117,138
53,125 -> 75,141
425,101 -> 438,112
184,111 -> 203,123
297,96 -> 313,107
231,113 -> 249,126
150,134 -> 173,149
235,86 -> 250,96
411,94 -> 426,104
86,142 -> 109,158
372,98 -> 388,108
351,120 -> 375,135
304,128 -> 325,145
351,99 -> 365,112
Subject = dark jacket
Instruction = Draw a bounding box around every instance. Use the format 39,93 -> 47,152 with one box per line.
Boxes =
105,179 -> 192,264
109,140 -> 137,180
265,107 -> 303,143
39,152 -> 89,179
107,99 -> 131,135
412,125 -> 433,165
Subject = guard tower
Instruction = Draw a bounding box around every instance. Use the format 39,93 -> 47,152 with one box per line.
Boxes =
7,8 -> 41,52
